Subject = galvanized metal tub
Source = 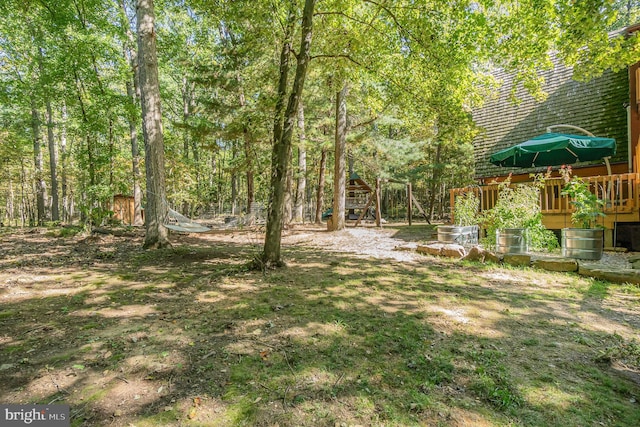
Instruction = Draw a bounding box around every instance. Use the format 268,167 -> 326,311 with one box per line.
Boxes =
496,228 -> 528,254
437,225 -> 479,245
562,228 -> 604,260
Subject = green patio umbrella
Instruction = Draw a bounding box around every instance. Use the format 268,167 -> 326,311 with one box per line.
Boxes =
489,132 -> 616,168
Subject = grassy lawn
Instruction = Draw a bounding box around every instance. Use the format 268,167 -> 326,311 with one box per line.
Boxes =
0,225 -> 638,426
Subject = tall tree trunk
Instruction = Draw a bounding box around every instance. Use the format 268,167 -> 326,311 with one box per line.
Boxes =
126,74 -> 144,226
427,142 -> 442,222
45,98 -> 59,222
137,0 -> 170,249
330,83 -> 349,231
262,0 -> 316,266
37,46 -> 56,223
7,179 -> 14,225
315,146 -> 327,223
238,86 -> 254,214
121,1 -> 144,226
108,120 -> 114,187
125,70 -> 144,225
73,69 -> 96,189
21,159 -> 31,226
231,145 -> 238,214
216,149 -> 224,213
60,103 -> 69,222
244,132 -> 254,214
31,96 -> 46,225
293,101 -> 307,223
182,76 -> 191,159
86,135 -> 95,187
191,127 -> 200,164
284,153 -> 293,223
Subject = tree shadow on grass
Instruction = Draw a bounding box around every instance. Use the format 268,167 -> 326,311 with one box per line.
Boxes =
0,231 -> 638,426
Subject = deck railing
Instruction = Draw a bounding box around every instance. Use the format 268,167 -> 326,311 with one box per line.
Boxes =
451,173 -> 640,220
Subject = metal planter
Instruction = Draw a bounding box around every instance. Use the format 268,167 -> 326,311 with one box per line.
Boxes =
437,225 -> 479,245
496,228 -> 528,254
562,228 -> 604,260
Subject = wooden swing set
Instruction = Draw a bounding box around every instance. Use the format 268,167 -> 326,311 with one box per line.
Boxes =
346,173 -> 428,226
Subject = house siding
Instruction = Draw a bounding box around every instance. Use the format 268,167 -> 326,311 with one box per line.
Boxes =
473,60 -> 629,180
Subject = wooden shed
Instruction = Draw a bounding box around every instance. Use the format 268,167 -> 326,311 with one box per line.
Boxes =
112,195 -> 142,226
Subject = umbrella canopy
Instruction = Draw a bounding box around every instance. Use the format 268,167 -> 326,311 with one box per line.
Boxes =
489,133 -> 616,168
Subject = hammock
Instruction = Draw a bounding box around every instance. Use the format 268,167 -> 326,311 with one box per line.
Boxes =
164,208 -> 211,233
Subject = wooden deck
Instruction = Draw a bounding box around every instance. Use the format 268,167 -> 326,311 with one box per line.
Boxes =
452,172 -> 640,231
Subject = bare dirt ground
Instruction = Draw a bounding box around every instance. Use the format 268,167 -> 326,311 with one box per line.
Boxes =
277,223 -> 426,262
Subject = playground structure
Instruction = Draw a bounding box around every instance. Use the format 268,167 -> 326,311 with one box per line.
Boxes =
343,173 -> 429,227
345,173 -> 378,225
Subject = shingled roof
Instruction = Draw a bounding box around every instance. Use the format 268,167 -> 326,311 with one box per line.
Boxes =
472,58 -> 628,179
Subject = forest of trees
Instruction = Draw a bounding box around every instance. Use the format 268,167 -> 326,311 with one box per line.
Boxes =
1,1 -> 640,257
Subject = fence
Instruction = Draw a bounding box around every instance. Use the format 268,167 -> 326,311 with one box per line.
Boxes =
451,172 -> 640,222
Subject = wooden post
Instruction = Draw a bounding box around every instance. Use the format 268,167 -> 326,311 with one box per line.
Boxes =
407,182 -> 413,226
375,178 -> 381,227
411,193 -> 429,221
450,189 -> 456,224
354,193 -> 375,227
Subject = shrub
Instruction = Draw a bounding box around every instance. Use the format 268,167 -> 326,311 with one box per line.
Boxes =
453,191 -> 480,226
481,174 -> 558,251
560,165 -> 605,229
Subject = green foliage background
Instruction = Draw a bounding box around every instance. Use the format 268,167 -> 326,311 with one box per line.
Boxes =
0,0 -> 639,225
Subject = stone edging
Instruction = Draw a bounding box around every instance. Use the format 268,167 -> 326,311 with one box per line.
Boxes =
416,243 -> 640,285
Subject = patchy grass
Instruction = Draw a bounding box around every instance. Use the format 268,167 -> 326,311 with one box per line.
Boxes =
0,225 -> 638,426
